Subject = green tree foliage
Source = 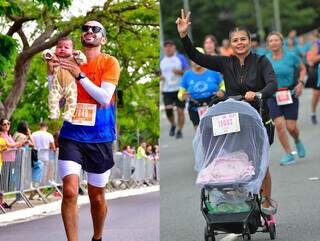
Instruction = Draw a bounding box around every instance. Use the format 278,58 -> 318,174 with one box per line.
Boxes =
161,0 -> 319,49
0,0 -> 159,147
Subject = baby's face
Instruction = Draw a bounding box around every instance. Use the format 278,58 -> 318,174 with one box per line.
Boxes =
55,40 -> 73,58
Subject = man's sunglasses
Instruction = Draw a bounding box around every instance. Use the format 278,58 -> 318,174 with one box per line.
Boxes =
2,122 -> 10,126
81,25 -> 103,34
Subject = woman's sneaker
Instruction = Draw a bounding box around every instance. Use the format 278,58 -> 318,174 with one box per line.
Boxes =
279,153 -> 295,166
295,140 -> 306,158
311,113 -> 317,124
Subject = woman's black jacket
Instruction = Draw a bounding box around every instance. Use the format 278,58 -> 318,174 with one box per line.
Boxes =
181,35 -> 277,122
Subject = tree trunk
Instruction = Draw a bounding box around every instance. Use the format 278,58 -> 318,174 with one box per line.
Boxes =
3,53 -> 32,119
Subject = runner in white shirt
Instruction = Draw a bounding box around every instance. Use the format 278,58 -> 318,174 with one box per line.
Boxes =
160,40 -> 190,138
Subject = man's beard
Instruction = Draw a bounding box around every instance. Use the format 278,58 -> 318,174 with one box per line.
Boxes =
81,39 -> 101,48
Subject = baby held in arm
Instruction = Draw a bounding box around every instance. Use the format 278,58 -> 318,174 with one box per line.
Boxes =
43,37 -> 87,122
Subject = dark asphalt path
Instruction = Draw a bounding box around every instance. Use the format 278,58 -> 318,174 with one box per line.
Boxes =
160,89 -> 320,241
0,192 -> 159,241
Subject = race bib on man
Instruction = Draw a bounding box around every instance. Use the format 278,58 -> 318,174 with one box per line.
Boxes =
198,106 -> 208,120
212,113 -> 240,136
72,103 -> 97,126
276,90 -> 293,106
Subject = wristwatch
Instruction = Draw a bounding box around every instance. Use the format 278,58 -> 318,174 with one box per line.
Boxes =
76,72 -> 86,81
255,92 -> 262,99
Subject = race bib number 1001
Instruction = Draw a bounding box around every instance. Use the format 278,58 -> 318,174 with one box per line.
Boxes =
212,113 -> 240,136
72,103 -> 97,126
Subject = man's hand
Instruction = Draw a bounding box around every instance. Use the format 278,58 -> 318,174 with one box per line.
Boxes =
176,9 -> 191,38
60,59 -> 81,78
160,75 -> 165,81
172,69 -> 183,75
244,91 -> 257,101
47,59 -> 60,75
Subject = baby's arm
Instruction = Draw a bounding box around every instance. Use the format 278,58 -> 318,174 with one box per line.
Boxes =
73,50 -> 87,65
43,50 -> 59,62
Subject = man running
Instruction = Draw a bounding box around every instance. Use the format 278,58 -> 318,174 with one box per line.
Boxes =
160,40 -> 189,138
48,20 -> 120,241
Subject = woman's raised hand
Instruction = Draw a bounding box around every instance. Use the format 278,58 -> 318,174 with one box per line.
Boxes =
176,9 -> 191,38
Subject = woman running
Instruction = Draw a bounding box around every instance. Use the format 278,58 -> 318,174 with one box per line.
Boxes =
266,31 -> 306,165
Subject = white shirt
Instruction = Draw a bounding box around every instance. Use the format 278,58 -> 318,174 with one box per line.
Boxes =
160,53 -> 189,92
32,130 -> 54,149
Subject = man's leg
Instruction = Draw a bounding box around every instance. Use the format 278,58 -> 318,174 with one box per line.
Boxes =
165,105 -> 175,126
61,174 -> 79,241
175,95 -> 186,138
88,184 -> 107,240
177,107 -> 185,131
87,171 -> 111,240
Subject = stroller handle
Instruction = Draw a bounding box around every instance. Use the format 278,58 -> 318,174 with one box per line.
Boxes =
208,94 -> 264,116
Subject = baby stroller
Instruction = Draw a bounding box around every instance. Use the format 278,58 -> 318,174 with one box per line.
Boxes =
193,96 -> 276,241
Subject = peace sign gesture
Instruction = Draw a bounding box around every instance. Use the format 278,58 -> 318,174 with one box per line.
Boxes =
176,9 -> 191,38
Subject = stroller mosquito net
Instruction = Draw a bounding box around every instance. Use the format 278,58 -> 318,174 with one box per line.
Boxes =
193,99 -> 269,195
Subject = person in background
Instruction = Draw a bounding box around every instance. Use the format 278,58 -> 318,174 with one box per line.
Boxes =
296,36 -> 312,65
13,121 -> 35,148
266,31 -> 306,165
285,29 -> 299,47
153,145 -> 160,161
122,145 -> 135,158
160,40 -> 190,139
219,39 -> 233,56
0,125 -> 7,176
285,37 -> 299,56
0,125 -> 9,209
32,122 -> 56,151
251,33 -> 267,56
146,144 -> 155,161
0,119 -> 24,151
136,142 -> 148,160
203,34 -> 220,55
178,47 -> 225,129
306,29 -> 320,124
13,121 -> 43,185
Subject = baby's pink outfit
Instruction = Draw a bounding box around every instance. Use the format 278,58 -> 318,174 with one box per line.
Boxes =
197,151 -> 255,185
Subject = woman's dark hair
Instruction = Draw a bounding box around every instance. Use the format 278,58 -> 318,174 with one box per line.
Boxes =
203,34 -> 220,54
229,27 -> 251,41
0,118 -> 11,133
17,120 -> 29,135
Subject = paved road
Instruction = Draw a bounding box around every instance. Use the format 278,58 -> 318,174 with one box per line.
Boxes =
0,192 -> 159,241
160,89 -> 320,241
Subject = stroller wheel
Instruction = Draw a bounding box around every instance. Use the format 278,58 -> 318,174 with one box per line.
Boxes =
204,226 -> 215,241
269,223 -> 276,240
204,234 -> 215,241
242,233 -> 251,240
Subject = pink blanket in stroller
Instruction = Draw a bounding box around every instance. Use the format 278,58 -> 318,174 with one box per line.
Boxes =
197,151 -> 255,185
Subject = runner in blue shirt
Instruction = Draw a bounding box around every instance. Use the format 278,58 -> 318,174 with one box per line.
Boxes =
178,47 -> 225,128
266,31 -> 307,165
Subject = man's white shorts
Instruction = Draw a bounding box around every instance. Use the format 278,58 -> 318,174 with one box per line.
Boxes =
58,160 -> 111,188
